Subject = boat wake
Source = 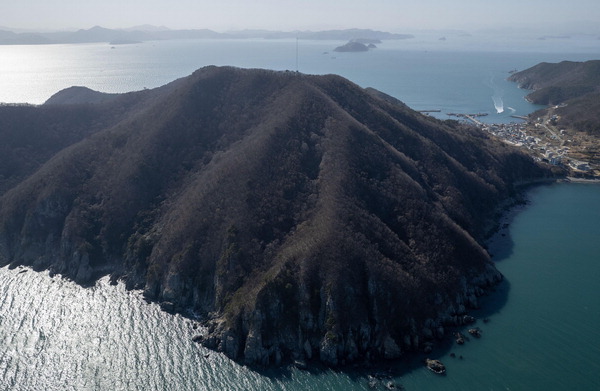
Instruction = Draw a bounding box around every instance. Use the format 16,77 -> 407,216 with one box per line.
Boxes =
492,96 -> 504,114
507,106 -> 516,114
486,73 -> 507,114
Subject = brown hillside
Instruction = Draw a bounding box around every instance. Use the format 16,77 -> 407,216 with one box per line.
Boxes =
0,66 -> 553,366
509,60 -> 600,135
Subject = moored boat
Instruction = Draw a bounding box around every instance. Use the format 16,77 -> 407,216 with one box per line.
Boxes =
425,358 -> 446,375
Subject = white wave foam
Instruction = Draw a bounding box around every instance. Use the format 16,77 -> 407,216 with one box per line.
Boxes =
492,95 -> 504,114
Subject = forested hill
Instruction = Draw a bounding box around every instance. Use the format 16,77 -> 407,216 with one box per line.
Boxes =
0,66 -> 553,367
509,60 -> 600,134
509,60 -> 600,102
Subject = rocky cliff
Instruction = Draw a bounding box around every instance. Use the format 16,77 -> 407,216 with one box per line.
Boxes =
0,66 -> 553,366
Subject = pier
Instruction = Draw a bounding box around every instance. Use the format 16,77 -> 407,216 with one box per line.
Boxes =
447,112 -> 488,125
464,115 -> 483,126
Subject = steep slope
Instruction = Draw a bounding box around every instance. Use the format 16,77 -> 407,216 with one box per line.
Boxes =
509,60 -> 600,135
0,67 -> 553,366
509,60 -> 600,100
0,76 -> 189,195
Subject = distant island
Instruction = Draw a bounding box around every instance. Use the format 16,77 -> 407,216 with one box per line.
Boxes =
109,39 -> 142,45
334,40 -> 375,52
0,25 -> 414,45
0,67 -> 555,368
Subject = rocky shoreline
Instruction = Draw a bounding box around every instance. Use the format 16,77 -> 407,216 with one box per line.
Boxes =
190,186 -> 544,369
191,263 -> 503,368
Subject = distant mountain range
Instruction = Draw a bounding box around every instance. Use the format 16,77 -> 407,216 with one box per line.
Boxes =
0,25 -> 414,45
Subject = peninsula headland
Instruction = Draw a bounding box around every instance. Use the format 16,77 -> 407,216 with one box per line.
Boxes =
0,67 -> 555,367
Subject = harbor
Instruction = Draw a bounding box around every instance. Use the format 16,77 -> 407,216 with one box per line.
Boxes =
423,110 -> 599,177
479,118 -> 596,176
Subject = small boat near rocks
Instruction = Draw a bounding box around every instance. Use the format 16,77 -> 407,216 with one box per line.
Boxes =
425,358 -> 446,375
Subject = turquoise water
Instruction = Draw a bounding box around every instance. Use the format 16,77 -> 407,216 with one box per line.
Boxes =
480,183 -> 600,390
1,183 -> 599,390
396,182 -> 600,390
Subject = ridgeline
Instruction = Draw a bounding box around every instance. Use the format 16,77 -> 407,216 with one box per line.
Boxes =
0,67 -> 553,367
509,60 -> 600,135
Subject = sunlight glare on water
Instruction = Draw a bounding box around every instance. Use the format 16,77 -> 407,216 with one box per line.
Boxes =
0,268 -> 373,390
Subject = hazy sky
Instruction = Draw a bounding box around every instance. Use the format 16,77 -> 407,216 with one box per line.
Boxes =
3,0 -> 600,33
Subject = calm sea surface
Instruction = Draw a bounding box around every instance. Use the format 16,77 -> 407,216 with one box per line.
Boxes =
1,36 -> 599,122
1,182 -> 598,390
1,36 -> 600,390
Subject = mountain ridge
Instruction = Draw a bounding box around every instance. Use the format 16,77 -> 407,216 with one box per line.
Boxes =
0,67 -> 554,367
509,60 -> 600,135
0,26 -> 413,45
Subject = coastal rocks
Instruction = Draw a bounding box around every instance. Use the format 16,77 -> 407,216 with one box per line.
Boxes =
385,381 -> 397,389
303,339 -> 313,359
73,250 -> 93,284
243,311 -> 271,366
293,359 -> 308,370
175,265 -> 496,370
454,332 -> 465,345
200,319 -> 244,362
367,373 -> 402,390
421,318 -> 445,340
244,329 -> 269,366
382,334 -> 403,359
220,329 -> 241,361
161,272 -> 184,302
319,333 -> 340,366
159,301 -> 176,313
343,331 -> 360,362
191,334 -> 204,343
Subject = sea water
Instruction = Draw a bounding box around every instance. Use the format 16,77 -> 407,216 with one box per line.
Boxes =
1,36 -> 599,122
1,36 -> 600,390
1,183 -> 598,390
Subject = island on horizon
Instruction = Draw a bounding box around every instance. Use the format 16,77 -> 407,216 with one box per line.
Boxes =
0,25 -> 414,45
333,40 -> 377,52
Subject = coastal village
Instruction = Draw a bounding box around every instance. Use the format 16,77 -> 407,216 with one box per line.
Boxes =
455,109 -> 600,178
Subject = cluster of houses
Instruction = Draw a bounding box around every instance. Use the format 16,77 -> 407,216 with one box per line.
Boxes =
479,121 -> 592,172
481,122 -> 537,149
